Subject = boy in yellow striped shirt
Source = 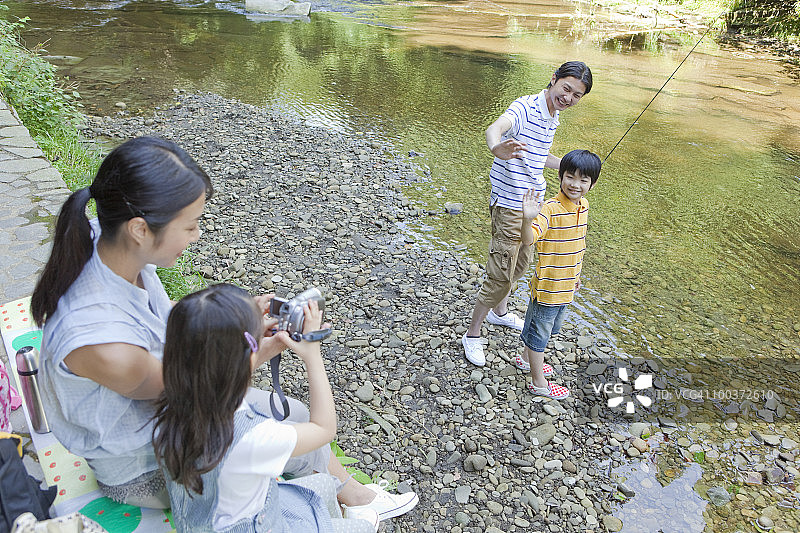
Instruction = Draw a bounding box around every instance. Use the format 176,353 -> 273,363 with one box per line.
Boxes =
517,149 -> 601,399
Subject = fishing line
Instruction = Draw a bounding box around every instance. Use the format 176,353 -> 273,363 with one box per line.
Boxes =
603,14 -> 723,164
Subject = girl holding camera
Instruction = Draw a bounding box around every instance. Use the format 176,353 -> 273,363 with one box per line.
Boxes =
154,283 -> 380,532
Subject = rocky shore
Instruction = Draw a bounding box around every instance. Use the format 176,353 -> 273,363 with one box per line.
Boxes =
84,92 -> 634,532
82,92 -> 800,533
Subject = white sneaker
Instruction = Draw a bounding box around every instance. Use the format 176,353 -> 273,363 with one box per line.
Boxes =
343,507 -> 379,532
486,309 -> 525,331
462,334 -> 485,366
344,481 -> 419,521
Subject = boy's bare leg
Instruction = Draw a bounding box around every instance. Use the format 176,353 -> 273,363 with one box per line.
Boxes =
467,293 -> 511,337
527,347 -> 547,388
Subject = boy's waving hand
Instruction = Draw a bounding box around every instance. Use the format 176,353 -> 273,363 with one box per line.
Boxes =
522,188 -> 545,220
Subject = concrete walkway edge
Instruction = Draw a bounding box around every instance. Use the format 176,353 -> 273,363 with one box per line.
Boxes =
0,93 -> 71,484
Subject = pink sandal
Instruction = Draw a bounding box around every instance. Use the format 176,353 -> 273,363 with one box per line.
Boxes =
513,355 -> 553,376
528,381 -> 570,400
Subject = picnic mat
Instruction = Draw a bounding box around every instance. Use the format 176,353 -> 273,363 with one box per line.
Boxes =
1,297 -> 174,532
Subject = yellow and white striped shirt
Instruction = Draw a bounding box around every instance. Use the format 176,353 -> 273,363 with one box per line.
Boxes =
529,192 -> 588,305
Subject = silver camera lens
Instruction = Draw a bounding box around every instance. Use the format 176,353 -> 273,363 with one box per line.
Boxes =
275,287 -> 325,336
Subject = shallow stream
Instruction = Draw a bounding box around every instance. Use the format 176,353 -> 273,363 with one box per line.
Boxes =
6,0 -> 800,530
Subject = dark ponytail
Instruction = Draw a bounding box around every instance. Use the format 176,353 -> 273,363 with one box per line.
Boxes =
31,137 -> 213,326
31,188 -> 94,326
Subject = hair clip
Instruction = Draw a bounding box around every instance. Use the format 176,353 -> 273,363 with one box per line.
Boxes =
122,194 -> 147,218
244,332 -> 259,354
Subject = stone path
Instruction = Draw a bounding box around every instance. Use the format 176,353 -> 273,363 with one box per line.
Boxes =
0,94 -> 71,482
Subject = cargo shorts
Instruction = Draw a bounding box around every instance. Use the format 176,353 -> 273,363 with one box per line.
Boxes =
476,203 -> 531,308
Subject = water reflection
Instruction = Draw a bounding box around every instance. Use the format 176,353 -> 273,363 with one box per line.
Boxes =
612,454 -> 707,532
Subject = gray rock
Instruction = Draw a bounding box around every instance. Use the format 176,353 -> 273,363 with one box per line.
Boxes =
355,382 -> 374,402
757,409 -> 775,422
706,486 -> 731,506
486,501 -> 503,515
618,483 -> 635,498
544,459 -> 562,469
577,335 -> 593,348
602,515 -> 623,532
464,454 -> 488,471
586,362 -> 607,376
757,516 -> 774,529
765,395 -> 780,410
446,451 -> 462,465
475,383 -> 492,403
454,512 -> 470,526
629,422 -> 651,438
764,467 -> 785,484
543,404 -> 560,416
658,416 -> 677,428
527,423 -> 557,446
425,448 -> 437,467
744,471 -> 763,485
513,428 -> 529,447
454,485 -> 471,504
245,0 -> 311,16
443,202 -> 463,215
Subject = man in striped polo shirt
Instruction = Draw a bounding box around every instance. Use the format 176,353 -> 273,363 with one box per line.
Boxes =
463,61 -> 593,367
517,149 -> 602,399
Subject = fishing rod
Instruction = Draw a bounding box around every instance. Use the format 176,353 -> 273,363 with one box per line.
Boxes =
603,13 -> 725,164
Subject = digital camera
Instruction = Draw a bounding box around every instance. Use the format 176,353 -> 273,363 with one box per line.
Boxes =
268,287 -> 326,338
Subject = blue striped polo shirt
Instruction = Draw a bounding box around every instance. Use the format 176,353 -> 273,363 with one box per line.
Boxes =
489,91 -> 560,210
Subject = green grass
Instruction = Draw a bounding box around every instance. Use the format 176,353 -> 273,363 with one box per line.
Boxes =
668,0 -> 736,18
330,441 -> 403,490
33,132 -> 102,191
331,441 -> 374,485
590,0 -> 735,18
727,0 -> 800,39
156,252 -> 209,302
1,4 -> 203,301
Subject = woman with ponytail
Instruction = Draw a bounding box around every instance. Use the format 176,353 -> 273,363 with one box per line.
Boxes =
31,136 -> 420,519
31,137 -> 214,508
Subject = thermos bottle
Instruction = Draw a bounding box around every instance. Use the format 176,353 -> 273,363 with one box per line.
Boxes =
15,346 -> 50,433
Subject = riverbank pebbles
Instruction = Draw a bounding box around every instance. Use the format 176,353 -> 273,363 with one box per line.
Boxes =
86,92 -> 633,532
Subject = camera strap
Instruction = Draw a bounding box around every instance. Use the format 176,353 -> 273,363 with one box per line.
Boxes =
268,328 -> 333,421
269,354 -> 291,421
288,327 -> 332,343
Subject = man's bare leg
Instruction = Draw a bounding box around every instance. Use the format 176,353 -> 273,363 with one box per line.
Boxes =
467,293 -> 510,337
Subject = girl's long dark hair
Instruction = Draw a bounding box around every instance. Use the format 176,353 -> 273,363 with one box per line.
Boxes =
31,136 -> 213,326
153,284 -> 262,495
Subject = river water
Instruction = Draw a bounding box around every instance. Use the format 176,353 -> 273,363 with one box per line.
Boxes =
6,0 -> 800,530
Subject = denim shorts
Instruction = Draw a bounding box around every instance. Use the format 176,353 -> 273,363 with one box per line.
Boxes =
520,299 -> 567,352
